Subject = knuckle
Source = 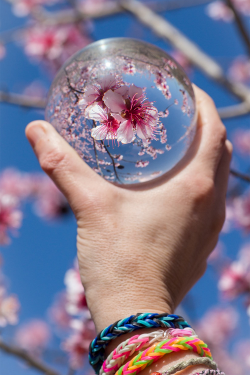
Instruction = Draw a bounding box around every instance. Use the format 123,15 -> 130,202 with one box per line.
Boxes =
197,91 -> 215,107
40,148 -> 69,174
190,175 -> 215,203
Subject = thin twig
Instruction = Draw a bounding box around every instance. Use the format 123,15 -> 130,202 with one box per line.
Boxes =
100,141 -> 122,183
92,120 -> 104,177
0,339 -> 61,375
121,0 -> 250,106
225,0 -> 250,57
0,91 -> 46,109
230,169 -> 250,183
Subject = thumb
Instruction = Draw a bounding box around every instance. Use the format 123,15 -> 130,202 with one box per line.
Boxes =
25,120 -> 105,215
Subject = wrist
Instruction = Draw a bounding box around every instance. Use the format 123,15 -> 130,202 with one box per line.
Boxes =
85,284 -> 173,332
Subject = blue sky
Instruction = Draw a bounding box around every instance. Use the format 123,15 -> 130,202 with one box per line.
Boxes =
1,0 -> 250,374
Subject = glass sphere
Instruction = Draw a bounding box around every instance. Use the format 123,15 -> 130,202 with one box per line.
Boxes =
45,38 -> 197,185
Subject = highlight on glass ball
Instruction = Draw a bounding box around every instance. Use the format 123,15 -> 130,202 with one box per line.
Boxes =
45,38 -> 197,185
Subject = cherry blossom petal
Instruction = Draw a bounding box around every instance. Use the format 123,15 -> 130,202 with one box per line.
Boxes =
136,124 -> 148,140
85,104 -> 107,122
129,84 -> 144,101
80,86 -> 99,106
98,74 -> 117,91
103,90 -> 126,112
91,125 -> 109,140
115,85 -> 129,97
117,120 -> 134,144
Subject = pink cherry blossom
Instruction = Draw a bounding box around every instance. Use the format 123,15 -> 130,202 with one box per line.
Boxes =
233,129 -> 250,155
196,306 -> 238,344
170,50 -> 192,73
80,74 -> 123,107
0,286 -> 20,327
229,57 -> 250,83
15,320 -> 51,353
23,25 -> 91,69
206,1 -> 234,21
103,84 -> 158,144
63,319 -> 95,369
218,244 -> 250,298
0,194 -> 22,245
31,176 -> 69,219
64,265 -> 87,316
233,192 -> 250,232
135,160 -> 149,168
86,105 -> 120,140
0,169 -> 33,199
11,0 -> 57,17
48,292 -> 71,329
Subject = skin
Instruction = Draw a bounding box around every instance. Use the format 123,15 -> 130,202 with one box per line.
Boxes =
26,85 -> 232,374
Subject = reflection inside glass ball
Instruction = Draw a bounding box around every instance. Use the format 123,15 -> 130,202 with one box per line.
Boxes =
45,38 -> 196,185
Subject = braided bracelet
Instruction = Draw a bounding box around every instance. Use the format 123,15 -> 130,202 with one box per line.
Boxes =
160,358 -> 217,375
101,328 -> 197,375
193,371 -> 225,375
89,313 -> 191,372
115,337 -> 212,375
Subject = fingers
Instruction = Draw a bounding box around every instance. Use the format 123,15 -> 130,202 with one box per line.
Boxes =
25,120 -> 105,215
193,85 -> 227,179
215,139 -> 233,198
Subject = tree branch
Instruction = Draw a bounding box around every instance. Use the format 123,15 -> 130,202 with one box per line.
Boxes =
225,0 -> 250,57
230,169 -> 250,183
121,0 -> 250,106
217,102 -> 250,118
29,0 -> 212,26
0,339 -> 61,375
0,91 -> 46,109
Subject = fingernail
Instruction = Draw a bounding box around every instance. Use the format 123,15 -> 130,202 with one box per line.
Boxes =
26,122 -> 46,148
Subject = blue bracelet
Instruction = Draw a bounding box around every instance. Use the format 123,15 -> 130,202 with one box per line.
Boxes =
89,312 -> 191,373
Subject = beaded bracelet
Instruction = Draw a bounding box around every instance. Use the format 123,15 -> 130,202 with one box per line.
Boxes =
89,313 -> 191,372
193,371 -> 225,375
160,358 -> 217,375
115,337 -> 212,375
101,328 -> 197,375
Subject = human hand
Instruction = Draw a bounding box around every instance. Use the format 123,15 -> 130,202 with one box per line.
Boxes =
25,86 -> 232,332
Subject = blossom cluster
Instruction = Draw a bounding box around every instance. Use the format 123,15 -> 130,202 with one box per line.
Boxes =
23,24 -> 91,72
195,306 -> 247,375
206,0 -> 250,22
80,74 -> 159,144
218,243 -> 250,301
49,261 -> 95,369
0,256 -> 19,327
0,169 -> 69,244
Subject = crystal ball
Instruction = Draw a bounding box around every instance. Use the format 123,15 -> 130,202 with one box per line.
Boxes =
45,38 -> 197,185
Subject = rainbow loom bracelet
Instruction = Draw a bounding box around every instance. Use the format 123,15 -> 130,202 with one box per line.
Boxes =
115,337 -> 212,375
101,328 -> 197,375
161,358 -> 217,375
193,371 -> 225,375
89,313 -> 191,372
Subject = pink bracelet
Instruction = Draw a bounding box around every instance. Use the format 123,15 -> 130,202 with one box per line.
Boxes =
101,328 -> 197,375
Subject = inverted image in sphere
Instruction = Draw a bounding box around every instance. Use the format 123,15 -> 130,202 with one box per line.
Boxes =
46,38 -> 197,185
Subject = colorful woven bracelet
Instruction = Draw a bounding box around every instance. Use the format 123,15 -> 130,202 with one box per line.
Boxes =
89,312 -> 191,372
115,337 -> 212,375
193,371 -> 225,375
101,328 -> 197,375
160,357 -> 217,375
